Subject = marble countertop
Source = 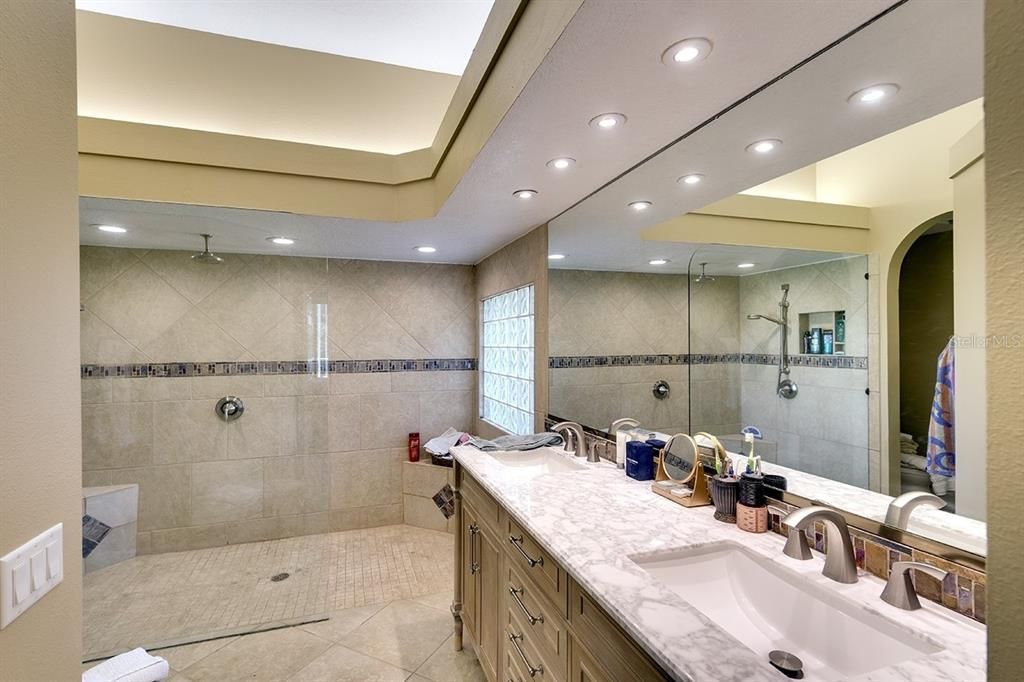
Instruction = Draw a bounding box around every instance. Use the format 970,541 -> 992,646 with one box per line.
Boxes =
452,444 -> 985,682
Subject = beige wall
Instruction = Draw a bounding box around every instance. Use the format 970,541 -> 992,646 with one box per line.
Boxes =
475,225 -> 548,436
80,249 -> 476,551
985,0 -> 1024,677
951,136 -> 987,520
0,1 -> 83,679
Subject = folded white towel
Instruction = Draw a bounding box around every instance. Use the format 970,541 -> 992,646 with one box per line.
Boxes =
425,427 -> 464,456
899,432 -> 915,442
82,648 -> 169,682
900,454 -> 928,471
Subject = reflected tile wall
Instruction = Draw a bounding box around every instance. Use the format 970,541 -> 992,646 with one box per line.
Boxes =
80,247 -> 476,552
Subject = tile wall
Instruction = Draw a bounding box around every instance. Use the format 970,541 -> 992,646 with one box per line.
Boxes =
80,247 -> 474,552
548,269 -> 690,434
738,257 -> 870,487
688,257 -> 873,489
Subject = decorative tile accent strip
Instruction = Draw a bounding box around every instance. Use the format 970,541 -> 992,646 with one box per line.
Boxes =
549,354 -> 688,369
81,358 -> 477,379
549,354 -> 867,370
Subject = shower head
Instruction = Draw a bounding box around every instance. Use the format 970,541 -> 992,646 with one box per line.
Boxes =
693,262 -> 716,283
191,234 -> 224,264
747,313 -> 784,325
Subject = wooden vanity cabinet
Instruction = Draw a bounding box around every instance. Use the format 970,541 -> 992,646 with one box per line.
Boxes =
461,497 -> 501,682
456,467 -> 670,682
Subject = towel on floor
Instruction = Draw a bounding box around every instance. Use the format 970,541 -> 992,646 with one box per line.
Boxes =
82,648 -> 169,682
926,339 -> 956,479
465,432 -> 564,451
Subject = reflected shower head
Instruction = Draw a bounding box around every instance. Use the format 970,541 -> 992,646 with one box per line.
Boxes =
191,234 -> 224,264
693,262 -> 715,283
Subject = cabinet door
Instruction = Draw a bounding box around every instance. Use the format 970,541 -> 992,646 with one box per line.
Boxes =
570,637 -> 609,682
462,502 -> 481,640
477,524 -> 501,682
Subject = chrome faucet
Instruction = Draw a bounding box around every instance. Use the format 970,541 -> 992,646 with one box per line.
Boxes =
884,491 -> 946,529
880,561 -> 948,610
551,421 -> 589,460
607,417 -> 640,438
782,506 -> 859,584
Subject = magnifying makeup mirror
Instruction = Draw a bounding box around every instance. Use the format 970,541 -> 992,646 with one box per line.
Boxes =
660,433 -> 699,483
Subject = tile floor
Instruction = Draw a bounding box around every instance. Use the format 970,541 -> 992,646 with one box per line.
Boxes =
83,592 -> 486,682
84,525 -> 453,660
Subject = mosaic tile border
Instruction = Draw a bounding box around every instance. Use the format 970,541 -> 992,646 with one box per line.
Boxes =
81,358 -> 477,379
549,354 -> 867,370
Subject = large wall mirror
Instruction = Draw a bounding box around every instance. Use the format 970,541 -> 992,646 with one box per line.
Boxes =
547,0 -> 985,560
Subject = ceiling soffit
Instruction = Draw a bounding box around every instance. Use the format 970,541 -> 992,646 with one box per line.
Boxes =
77,0 -> 529,185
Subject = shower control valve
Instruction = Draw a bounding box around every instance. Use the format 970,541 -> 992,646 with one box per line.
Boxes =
215,396 -> 245,422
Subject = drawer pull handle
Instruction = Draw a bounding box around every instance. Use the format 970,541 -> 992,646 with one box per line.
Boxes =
508,534 -> 544,568
509,585 -> 544,625
508,632 -> 544,678
469,523 -> 480,574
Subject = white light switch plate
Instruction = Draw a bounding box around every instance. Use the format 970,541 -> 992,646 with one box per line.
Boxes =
0,523 -> 63,629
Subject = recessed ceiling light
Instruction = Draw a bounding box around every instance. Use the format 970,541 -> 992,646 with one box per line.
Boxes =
746,139 -> 782,154
661,37 -> 713,66
678,174 -> 704,185
548,254 -> 566,260
546,157 -> 576,170
629,200 -> 652,211
589,112 -> 627,129
848,83 -> 900,105
94,224 -> 126,233
513,189 -> 537,199
415,246 -> 437,254
266,236 -> 295,245
648,259 -> 669,266
737,263 -> 756,269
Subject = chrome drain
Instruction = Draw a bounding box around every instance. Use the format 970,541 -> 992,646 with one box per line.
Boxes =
768,650 -> 804,679
270,572 -> 290,582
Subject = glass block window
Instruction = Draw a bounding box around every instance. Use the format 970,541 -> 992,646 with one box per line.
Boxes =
481,284 -> 535,435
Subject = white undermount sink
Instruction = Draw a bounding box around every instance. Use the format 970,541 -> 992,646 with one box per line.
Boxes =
631,542 -> 941,680
485,449 -> 586,476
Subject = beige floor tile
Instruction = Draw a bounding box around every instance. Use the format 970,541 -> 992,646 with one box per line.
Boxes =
414,635 -> 485,682
84,525 -> 452,658
168,673 -> 193,682
183,627 -> 331,681
158,636 -> 238,672
340,600 -> 452,671
299,603 -> 388,643
409,590 -> 454,613
288,643 -> 411,682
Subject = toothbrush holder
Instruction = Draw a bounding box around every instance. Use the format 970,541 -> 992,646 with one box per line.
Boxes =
710,475 -> 739,523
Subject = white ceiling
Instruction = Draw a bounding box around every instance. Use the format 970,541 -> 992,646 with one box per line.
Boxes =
75,0 -> 494,75
548,0 -> 983,273
82,0 -> 897,263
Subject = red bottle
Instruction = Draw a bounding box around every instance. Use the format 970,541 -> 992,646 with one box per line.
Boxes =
408,432 -> 421,462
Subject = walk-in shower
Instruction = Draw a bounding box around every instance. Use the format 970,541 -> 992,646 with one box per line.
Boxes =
747,283 -> 798,399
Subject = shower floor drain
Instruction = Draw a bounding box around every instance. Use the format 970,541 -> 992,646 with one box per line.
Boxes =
270,572 -> 290,582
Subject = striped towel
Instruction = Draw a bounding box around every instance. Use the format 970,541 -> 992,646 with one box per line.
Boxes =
926,339 -> 955,478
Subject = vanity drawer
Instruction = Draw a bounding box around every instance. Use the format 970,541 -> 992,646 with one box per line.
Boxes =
505,562 -> 569,677
461,470 -> 502,536
568,580 -> 667,682
505,517 -> 567,617
505,607 -> 565,681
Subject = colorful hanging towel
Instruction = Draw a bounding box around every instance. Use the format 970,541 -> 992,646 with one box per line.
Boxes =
926,339 -> 955,478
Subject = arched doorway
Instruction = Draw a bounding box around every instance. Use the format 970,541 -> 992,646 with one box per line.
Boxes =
895,212 -> 955,509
